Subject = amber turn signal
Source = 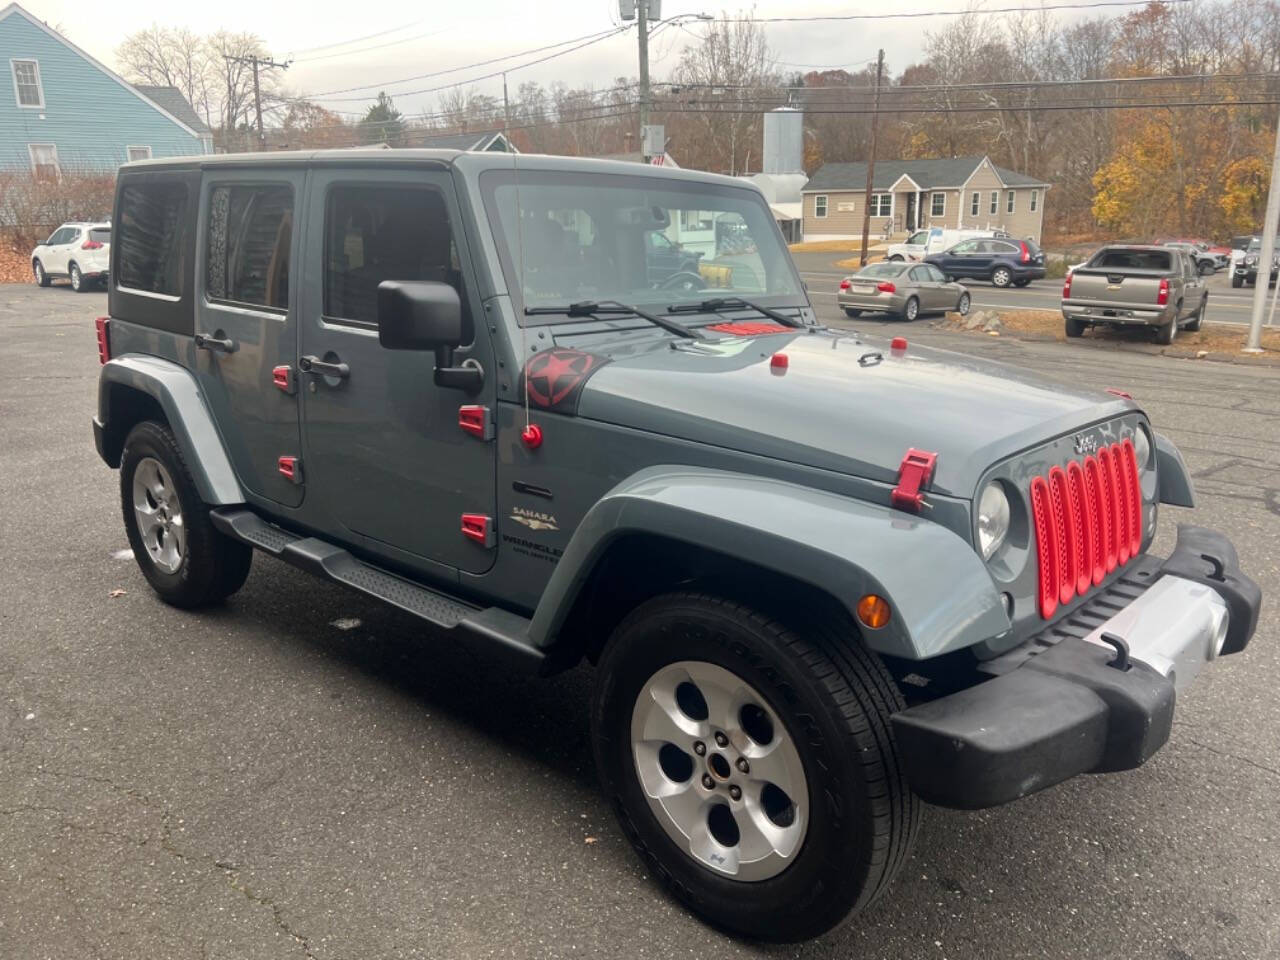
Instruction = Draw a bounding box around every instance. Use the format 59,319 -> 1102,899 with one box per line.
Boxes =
856,594 -> 891,629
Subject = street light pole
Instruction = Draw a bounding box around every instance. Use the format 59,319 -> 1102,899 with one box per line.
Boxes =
1244,108 -> 1280,352
637,0 -> 650,157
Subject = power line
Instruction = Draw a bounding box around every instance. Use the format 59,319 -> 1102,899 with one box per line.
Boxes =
715,0 -> 1191,23
292,25 -> 460,64
307,26 -> 629,99
284,18 -> 430,57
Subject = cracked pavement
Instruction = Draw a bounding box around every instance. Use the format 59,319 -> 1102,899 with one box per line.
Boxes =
1,283 -> 1277,959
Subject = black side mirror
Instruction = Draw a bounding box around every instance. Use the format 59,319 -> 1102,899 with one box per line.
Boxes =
377,280 -> 462,351
377,280 -> 482,394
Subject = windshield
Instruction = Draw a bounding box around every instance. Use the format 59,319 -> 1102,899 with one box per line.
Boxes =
480,169 -> 803,316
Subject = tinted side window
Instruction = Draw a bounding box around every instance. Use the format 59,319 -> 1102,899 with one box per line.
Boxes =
927,264 -> 947,282
909,266 -> 929,282
117,182 -> 188,296
206,184 -> 293,310
989,241 -> 1017,254
951,240 -> 977,254
324,184 -> 461,328
89,228 -> 111,244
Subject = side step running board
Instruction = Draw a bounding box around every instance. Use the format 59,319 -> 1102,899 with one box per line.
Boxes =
210,507 -> 544,672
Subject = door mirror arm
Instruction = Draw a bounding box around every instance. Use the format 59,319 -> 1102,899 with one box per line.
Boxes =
378,280 -> 482,393
433,349 -> 484,394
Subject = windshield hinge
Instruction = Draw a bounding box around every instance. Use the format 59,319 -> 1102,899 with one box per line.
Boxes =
891,449 -> 937,512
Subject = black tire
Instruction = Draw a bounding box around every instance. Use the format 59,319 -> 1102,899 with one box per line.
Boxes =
1013,278 -> 1031,287
120,421 -> 252,608
1185,297 -> 1205,332
1198,260 -> 1213,276
1155,310 -> 1178,345
991,266 -> 1013,288
592,592 -> 919,942
901,296 -> 919,322
955,292 -> 971,316
843,307 -> 862,317
1231,274 -> 1242,288
33,259 -> 50,287
69,262 -> 85,292
1065,315 -> 1086,338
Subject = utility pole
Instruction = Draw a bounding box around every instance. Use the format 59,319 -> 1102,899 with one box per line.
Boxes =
223,53 -> 290,151
1245,112 -> 1280,352
859,49 -> 885,268
502,72 -> 512,132
637,0 -> 651,156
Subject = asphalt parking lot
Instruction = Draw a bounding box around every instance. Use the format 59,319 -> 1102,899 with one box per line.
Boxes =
792,251 -> 1274,328
1,282 -> 1277,959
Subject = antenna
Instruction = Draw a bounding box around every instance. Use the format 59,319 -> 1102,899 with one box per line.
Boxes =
511,147 -> 531,436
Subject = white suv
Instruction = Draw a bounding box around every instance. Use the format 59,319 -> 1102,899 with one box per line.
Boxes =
32,221 -> 111,292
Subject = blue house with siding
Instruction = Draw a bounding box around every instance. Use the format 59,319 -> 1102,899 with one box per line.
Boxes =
1,2 -> 211,177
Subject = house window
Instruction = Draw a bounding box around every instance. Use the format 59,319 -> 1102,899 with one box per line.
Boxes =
12,59 -> 44,108
814,195 -> 827,218
28,143 -> 59,181
116,180 -> 190,297
871,193 -> 892,217
970,192 -> 980,216
1007,190 -> 1016,214
930,192 -> 945,217
989,191 -> 999,215
206,184 -> 294,311
127,146 -> 153,162
1030,189 -> 1039,212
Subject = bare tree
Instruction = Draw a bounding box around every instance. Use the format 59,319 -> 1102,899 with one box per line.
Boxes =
116,26 -> 213,127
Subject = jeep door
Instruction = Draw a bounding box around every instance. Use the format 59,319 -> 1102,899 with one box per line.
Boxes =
297,168 -> 497,576
193,170 -> 305,508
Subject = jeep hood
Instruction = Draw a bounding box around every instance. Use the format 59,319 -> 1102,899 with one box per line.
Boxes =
573,330 -> 1133,498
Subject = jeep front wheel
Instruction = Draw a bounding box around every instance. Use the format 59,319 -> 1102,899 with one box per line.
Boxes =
120,421 -> 252,608
592,593 -> 918,941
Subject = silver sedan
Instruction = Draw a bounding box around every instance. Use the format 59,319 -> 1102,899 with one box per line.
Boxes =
838,261 -> 971,321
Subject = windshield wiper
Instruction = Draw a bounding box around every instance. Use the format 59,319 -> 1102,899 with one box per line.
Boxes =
666,296 -> 803,328
524,300 -> 703,339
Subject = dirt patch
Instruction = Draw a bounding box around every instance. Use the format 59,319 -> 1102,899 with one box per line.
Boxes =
789,239 -> 888,254
0,240 -> 31,285
933,307 -> 1280,361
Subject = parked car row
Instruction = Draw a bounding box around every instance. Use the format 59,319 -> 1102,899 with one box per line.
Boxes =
31,221 -> 111,292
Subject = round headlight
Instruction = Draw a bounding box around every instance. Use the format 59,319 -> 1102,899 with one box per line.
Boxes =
977,482 -> 1011,560
1133,426 -> 1152,471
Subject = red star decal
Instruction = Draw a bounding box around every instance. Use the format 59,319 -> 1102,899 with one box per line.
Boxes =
525,350 -> 599,408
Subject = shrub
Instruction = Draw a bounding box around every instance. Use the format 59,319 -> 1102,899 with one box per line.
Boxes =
0,169 -> 116,250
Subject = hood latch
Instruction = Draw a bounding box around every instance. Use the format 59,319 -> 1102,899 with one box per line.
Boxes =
891,449 -> 938,512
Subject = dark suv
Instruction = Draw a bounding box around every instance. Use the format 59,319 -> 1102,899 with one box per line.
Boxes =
926,236 -> 1047,287
92,150 -> 1260,943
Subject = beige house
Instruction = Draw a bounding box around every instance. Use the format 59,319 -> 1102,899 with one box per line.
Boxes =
801,156 -> 1050,243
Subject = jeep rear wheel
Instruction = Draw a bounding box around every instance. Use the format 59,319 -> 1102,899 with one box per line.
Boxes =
120,421 -> 252,608
592,593 -> 918,941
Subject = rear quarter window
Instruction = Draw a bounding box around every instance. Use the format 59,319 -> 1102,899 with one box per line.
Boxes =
117,182 -> 187,296
109,170 -> 200,335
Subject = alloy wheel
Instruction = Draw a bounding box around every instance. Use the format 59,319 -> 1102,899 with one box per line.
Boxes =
956,292 -> 971,316
630,660 -> 808,882
131,456 -> 185,574
33,262 -> 43,285
70,265 -> 81,291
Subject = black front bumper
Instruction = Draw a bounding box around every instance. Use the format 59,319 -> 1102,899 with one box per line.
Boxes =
891,525 -> 1261,809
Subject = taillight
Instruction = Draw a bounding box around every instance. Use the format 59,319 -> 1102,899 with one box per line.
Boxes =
876,281 -> 896,293
95,317 -> 111,365
1156,278 -> 1169,305
839,278 -> 851,291
82,239 -> 103,250
1062,272 -> 1072,298
1019,241 -> 1030,263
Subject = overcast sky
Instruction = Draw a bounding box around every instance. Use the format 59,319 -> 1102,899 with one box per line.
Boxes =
27,0 -> 1114,119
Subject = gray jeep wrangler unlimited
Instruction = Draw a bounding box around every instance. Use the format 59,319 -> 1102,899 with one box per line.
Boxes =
93,150 -> 1262,942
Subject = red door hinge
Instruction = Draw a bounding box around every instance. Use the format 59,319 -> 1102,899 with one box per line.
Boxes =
461,513 -> 495,547
272,365 -> 295,395
890,449 -> 937,512
457,405 -> 494,440
278,456 -> 303,484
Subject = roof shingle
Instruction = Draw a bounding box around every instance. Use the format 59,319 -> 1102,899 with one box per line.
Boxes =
132,85 -> 211,135
803,155 -> 1049,192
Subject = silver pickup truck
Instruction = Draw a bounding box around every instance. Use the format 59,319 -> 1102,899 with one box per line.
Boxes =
1063,245 -> 1207,344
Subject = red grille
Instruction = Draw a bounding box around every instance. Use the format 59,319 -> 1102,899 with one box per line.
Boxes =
1031,441 -> 1144,619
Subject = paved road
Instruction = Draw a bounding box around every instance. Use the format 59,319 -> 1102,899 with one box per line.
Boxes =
1,283 -> 1277,959
792,251 -> 1279,328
